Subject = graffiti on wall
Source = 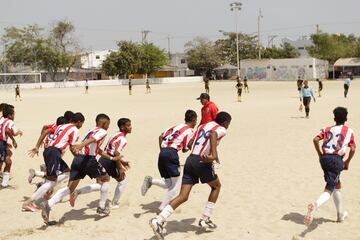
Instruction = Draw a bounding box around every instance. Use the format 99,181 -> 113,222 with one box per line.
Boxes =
246,67 -> 267,80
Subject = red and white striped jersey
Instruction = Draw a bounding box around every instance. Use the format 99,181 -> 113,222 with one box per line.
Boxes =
316,125 -> 356,157
191,121 -> 227,156
161,124 -> 194,151
44,123 -> 57,149
48,123 -> 79,151
104,132 -> 127,157
81,127 -> 107,156
0,118 -> 18,142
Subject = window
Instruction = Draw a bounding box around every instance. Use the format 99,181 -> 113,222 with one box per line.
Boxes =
180,59 -> 186,64
309,65 -> 313,68
298,47 -> 305,50
95,55 -> 100,59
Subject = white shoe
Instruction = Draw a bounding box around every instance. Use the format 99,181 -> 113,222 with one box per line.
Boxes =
337,211 -> 348,223
110,201 -> 120,209
304,203 -> 316,226
149,218 -> 164,240
28,169 -> 36,183
198,218 -> 217,229
141,176 -> 152,196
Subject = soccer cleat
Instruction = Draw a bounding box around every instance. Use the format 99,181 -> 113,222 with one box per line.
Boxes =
22,202 -> 39,212
110,201 -> 120,209
149,218 -> 164,240
304,203 -> 315,226
40,201 -> 51,224
40,164 -> 46,172
28,169 -> 36,184
96,206 -> 110,216
43,190 -> 53,200
69,191 -> 79,207
198,218 -> 217,229
337,211 -> 348,223
141,176 -> 152,196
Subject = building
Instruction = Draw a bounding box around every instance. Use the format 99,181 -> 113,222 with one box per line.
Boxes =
240,58 -> 328,81
333,58 -> 360,77
282,37 -> 313,58
169,53 -> 194,77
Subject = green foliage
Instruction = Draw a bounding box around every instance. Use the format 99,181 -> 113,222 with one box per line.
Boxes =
262,42 -> 299,59
185,37 -> 221,74
138,43 -> 167,75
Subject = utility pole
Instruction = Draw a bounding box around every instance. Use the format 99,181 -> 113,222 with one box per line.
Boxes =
167,35 -> 171,60
267,35 -> 277,47
316,24 -> 320,34
141,30 -> 151,43
230,2 -> 242,78
258,8 -> 263,60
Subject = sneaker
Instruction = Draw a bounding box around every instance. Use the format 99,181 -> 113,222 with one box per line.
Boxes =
96,206 -> 110,216
22,202 -> 38,212
337,211 -> 348,223
149,218 -> 164,240
28,169 -> 36,184
141,176 -> 152,196
43,190 -> 53,200
40,201 -> 51,224
304,203 -> 316,226
110,201 -> 120,209
69,191 -> 79,207
40,164 -> 46,172
198,218 -> 217,229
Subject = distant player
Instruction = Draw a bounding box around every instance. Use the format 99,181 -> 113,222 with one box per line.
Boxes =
149,112 -> 232,239
297,76 -> 303,93
146,79 -> 151,93
344,76 -> 352,98
235,78 -> 243,102
22,113 -> 84,212
197,93 -> 219,125
304,107 -> 356,225
141,110 -> 197,211
204,77 -> 210,94
129,77 -> 133,95
0,104 -> 23,187
73,118 -> 131,209
300,80 -> 316,118
85,79 -> 89,94
243,76 -> 249,93
15,84 -> 21,101
41,114 -> 113,224
316,78 -> 323,97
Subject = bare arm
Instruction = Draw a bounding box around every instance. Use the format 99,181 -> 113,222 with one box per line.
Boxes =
344,146 -> 356,170
72,137 -> 96,154
313,136 -> 322,158
202,131 -> 219,163
28,128 -> 51,157
5,128 -> 17,149
158,134 -> 163,150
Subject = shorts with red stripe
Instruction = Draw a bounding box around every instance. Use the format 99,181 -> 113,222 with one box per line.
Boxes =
182,154 -> 217,185
43,147 -> 69,177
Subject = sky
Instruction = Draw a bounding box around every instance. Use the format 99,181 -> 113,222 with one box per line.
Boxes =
1,0 -> 360,53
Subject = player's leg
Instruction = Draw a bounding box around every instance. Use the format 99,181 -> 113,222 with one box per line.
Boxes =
198,178 -> 221,228
1,148 -> 12,187
158,176 -> 181,211
333,182 -> 347,222
96,175 -> 110,215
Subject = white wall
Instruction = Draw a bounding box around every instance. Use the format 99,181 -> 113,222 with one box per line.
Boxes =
0,76 -> 203,90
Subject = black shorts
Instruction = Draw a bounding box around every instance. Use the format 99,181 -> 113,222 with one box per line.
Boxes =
320,154 -> 343,192
0,141 -> 7,163
99,157 -> 119,179
43,147 -> 69,177
158,148 -> 180,178
344,84 -> 349,90
85,86 -> 89,90
70,154 -> 107,181
182,154 -> 217,185
302,96 -> 311,107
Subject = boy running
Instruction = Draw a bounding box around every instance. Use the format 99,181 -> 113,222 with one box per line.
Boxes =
146,79 -> 151,93
304,107 -> 356,225
235,78 -> 243,102
244,76 -> 249,93
149,112 -> 231,239
141,110 -> 197,211
15,84 -> 22,101
344,76 -> 351,98
300,80 -> 316,118
316,78 -> 323,97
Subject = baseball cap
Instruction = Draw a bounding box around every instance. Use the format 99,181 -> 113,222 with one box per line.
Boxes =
196,93 -> 210,100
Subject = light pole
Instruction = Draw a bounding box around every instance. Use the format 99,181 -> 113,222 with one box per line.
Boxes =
258,8 -> 263,59
230,2 -> 242,78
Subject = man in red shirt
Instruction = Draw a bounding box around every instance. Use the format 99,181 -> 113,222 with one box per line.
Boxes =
197,93 -> 219,125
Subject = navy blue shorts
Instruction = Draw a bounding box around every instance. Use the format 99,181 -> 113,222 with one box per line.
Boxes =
43,147 -> 69,177
0,141 -> 7,163
182,154 -> 217,185
99,157 -> 119,179
158,148 -> 180,178
70,154 -> 107,181
320,154 -> 343,192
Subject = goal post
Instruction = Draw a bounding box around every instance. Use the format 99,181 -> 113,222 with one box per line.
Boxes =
0,72 -> 42,89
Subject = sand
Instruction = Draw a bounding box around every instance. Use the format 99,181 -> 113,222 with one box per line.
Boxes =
0,80 -> 359,240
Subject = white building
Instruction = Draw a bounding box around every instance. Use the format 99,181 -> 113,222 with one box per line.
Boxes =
282,37 -> 313,58
80,50 -> 114,69
240,58 -> 328,81
169,53 -> 194,77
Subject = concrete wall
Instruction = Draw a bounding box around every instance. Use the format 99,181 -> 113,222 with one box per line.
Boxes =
0,76 -> 203,90
240,58 -> 329,80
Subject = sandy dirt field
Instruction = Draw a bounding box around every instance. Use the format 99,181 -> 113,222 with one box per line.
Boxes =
0,80 -> 359,240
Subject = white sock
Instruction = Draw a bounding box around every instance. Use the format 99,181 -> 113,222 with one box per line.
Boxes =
35,170 -> 45,177
202,201 -> 216,220
333,189 -> 343,214
48,187 -> 70,208
56,172 -> 70,183
315,191 -> 331,209
77,183 -> 101,195
159,177 -> 181,210
152,178 -> 171,189
99,182 -> 109,209
157,205 -> 174,224
112,179 -> 127,204
30,180 -> 56,201
1,172 -> 10,187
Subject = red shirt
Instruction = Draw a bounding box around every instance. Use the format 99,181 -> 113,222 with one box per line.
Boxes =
200,101 -> 219,125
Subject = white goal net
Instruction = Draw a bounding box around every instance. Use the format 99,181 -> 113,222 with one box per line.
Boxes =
0,72 -> 42,89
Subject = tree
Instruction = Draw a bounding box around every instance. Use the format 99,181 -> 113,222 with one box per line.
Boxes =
262,42 -> 299,59
138,43 -> 167,77
185,37 -> 221,75
102,41 -> 142,78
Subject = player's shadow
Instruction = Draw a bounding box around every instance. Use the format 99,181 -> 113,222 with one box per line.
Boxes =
290,116 -> 306,119
281,212 -> 334,237
134,201 -> 161,218
164,218 -> 211,237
